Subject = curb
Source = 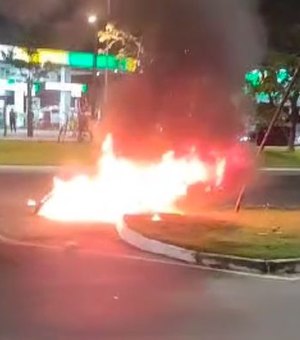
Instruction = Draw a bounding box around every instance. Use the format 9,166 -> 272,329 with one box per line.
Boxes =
117,220 -> 300,275
0,165 -> 93,174
0,165 -> 60,173
0,165 -> 300,174
260,168 -> 300,175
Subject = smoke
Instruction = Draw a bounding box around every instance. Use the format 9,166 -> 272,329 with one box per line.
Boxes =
0,0 -> 64,24
103,0 -> 265,158
196,0 -> 265,87
0,0 -> 106,49
0,0 -> 266,157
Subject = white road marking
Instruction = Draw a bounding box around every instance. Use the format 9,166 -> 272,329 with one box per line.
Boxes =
0,165 -> 300,174
261,168 -> 300,172
0,234 -> 62,251
80,249 -> 300,282
1,234 -> 300,282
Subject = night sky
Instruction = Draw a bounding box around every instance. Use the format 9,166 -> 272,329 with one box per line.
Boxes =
0,0 -> 298,52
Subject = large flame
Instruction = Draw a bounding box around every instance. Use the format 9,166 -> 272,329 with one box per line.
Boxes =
38,134 -> 226,223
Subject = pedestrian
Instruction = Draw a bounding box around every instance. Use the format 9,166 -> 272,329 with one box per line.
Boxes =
9,108 -> 17,133
77,111 -> 86,141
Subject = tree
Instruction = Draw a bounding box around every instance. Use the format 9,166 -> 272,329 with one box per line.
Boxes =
245,53 -> 300,151
269,53 -> 300,151
1,48 -> 54,137
98,23 -> 143,69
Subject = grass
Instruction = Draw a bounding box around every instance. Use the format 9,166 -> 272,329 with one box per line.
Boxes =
262,148 -> 300,168
127,210 -> 300,260
0,140 -> 97,166
0,140 -> 299,167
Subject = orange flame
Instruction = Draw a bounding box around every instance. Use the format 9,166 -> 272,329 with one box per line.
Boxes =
151,213 -> 162,222
38,134 -> 226,224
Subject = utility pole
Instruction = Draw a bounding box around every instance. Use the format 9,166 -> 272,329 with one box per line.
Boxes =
103,0 -> 111,106
88,14 -> 99,119
1,97 -> 7,137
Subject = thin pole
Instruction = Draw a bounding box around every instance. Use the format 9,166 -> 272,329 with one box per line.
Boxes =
92,25 -> 99,119
234,67 -> 300,212
104,0 -> 111,106
107,0 -> 111,16
3,99 -> 7,137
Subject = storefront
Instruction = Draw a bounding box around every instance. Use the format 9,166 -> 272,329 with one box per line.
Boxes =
0,44 -> 137,129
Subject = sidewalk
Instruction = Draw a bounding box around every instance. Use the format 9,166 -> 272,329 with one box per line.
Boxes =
0,129 -> 75,142
2,131 -> 300,147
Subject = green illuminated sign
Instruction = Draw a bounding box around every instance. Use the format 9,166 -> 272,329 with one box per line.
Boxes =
68,52 -> 94,69
68,52 -> 131,72
82,84 -> 88,93
0,44 -> 138,73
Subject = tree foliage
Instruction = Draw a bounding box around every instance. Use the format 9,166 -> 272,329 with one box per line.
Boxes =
1,47 -> 54,82
246,52 -> 300,150
1,47 -> 55,137
98,23 -> 143,66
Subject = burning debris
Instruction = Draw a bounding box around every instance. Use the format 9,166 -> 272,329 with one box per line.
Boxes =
34,134 -> 227,224
151,214 -> 162,222
22,0 -> 262,222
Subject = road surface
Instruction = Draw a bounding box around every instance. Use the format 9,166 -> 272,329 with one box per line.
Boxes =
244,171 -> 300,207
0,171 -> 300,339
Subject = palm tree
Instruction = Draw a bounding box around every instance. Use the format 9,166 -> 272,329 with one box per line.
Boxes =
1,48 -> 54,137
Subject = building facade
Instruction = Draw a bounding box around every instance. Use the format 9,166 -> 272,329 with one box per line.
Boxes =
0,44 -> 137,129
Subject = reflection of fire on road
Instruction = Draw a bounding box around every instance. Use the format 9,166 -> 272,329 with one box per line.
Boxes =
33,134 -> 227,224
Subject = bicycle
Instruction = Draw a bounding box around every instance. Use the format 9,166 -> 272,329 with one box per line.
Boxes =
57,115 -> 77,143
58,114 -> 93,143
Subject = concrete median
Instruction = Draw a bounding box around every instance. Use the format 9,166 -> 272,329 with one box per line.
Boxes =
117,219 -> 300,275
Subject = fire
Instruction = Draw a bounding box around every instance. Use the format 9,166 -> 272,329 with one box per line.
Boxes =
151,213 -> 162,222
38,134 -> 226,224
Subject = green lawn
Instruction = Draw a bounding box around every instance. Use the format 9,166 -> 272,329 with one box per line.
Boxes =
0,140 -> 300,168
0,141 -> 97,166
127,210 -> 300,259
262,148 -> 300,168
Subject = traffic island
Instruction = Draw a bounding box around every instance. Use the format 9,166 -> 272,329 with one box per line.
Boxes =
117,210 -> 300,275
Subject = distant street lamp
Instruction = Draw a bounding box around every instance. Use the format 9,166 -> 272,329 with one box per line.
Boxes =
88,14 -> 97,25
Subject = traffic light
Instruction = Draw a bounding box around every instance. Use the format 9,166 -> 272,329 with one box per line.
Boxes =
34,82 -> 42,95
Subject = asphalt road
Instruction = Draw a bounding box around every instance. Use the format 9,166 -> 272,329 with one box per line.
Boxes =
242,171 -> 300,208
0,171 -> 300,340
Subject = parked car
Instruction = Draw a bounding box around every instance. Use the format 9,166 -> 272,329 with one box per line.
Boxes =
256,126 -> 290,146
37,106 -> 60,129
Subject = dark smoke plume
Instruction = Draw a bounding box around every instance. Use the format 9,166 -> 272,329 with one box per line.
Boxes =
0,0 -> 265,158
103,0 -> 265,159
0,0 -> 107,49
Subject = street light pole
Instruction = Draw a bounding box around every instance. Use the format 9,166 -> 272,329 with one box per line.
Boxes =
104,0 -> 111,106
88,0 -> 111,119
107,0 -> 111,17
88,14 -> 99,119
92,26 -> 99,119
